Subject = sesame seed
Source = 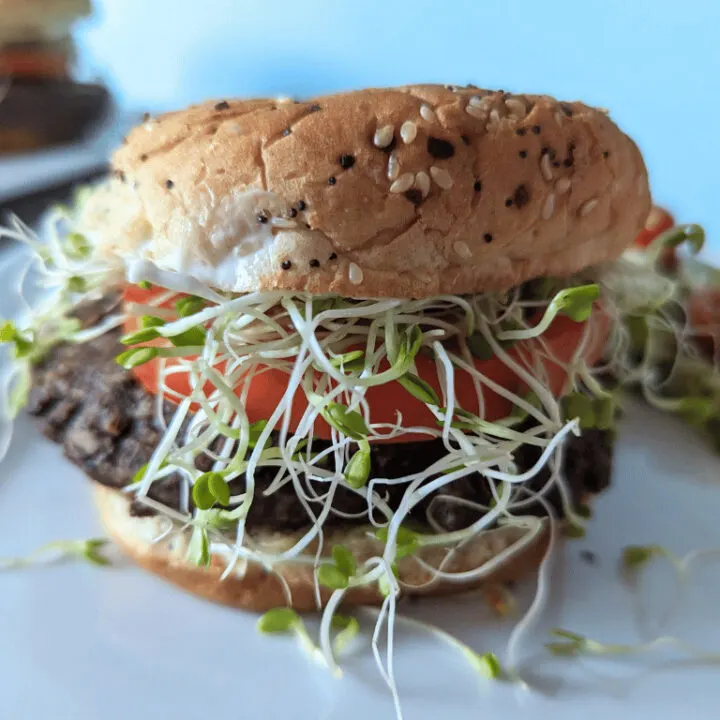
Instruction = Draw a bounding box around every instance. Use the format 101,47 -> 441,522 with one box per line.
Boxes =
532,125 -> 541,134
429,166 -> 453,189
281,260 -> 292,270
420,104 -> 437,123
328,176 -> 337,185
489,108 -> 501,124
400,121 -> 417,144
214,100 -> 230,111
427,136 -> 455,159
257,213 -> 269,223
542,194 -> 556,220
540,153 -> 553,182
404,189 -> 423,205
483,233 -> 493,243
226,122 -> 243,135
348,262 -> 364,285
309,258 -> 320,268
580,198 -> 599,217
297,200 -> 306,211
556,177 -> 571,194
454,240 -> 472,258
387,152 -> 400,181
390,173 -> 415,193
165,179 -> 174,189
513,184 -> 530,208
289,208 -> 298,218
465,104 -> 485,119
328,252 -> 338,261
373,125 -> 394,149
415,171 -> 431,198
272,218 -> 296,229
505,98 -> 526,117
339,154 -> 355,169
474,180 -> 482,192
468,95 -> 488,108
519,150 -> 528,159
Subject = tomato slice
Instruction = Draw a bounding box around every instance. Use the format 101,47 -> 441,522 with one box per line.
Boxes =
123,286 -> 608,442
0,50 -> 68,78
689,288 -> 720,358
635,207 -> 674,249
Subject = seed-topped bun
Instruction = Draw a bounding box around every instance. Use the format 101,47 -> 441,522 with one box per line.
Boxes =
94,484 -> 548,611
0,0 -> 91,44
86,85 -> 650,299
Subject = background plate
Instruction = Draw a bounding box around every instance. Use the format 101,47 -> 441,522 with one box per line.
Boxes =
1,247 -> 719,720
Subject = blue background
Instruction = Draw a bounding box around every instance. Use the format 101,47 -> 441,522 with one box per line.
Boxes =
77,0 -> 720,251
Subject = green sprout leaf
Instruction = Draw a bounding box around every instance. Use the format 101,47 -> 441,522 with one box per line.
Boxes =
321,403 -> 369,440
115,346 -> 159,369
317,563 -> 349,590
192,472 -> 229,510
556,284 -> 600,322
332,545 -> 357,579
140,315 -> 165,329
397,372 -> 440,406
619,544 -> 671,583
0,320 -> 16,343
83,539 -> 112,566
131,460 -> 168,484
562,392 -> 596,429
207,472 -> 231,506
344,448 -> 371,489
331,613 -> 360,655
187,526 -> 210,567
1,538 -> 113,571
257,607 -> 300,634
169,326 -> 207,347
247,419 -> 269,448
120,327 -> 162,345
175,296 -> 206,318
67,276 -> 87,293
137,280 -> 153,290
330,350 -> 365,369
563,523 -> 586,539
467,332 -> 494,361
653,224 -> 705,255
594,395 -> 615,430
477,651 -> 503,680
375,524 -> 419,558
66,232 -> 91,259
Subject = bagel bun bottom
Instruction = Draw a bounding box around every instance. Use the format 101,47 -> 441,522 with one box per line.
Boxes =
94,484 -> 551,612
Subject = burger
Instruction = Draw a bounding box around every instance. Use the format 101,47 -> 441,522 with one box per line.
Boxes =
1,86 -> 716,627
0,0 -> 109,152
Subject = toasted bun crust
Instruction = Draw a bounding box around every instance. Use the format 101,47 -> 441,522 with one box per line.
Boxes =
82,85 -> 650,300
94,484 -> 549,612
0,0 -> 90,44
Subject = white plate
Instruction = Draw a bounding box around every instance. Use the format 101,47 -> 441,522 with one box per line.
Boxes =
1,252 -> 720,720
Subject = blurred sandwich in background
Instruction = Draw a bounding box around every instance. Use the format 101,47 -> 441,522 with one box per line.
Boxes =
0,0 -> 110,153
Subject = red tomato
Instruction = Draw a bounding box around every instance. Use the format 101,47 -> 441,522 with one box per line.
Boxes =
123,286 -> 609,442
635,206 -> 677,271
635,207 -> 675,249
689,288 -> 720,357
